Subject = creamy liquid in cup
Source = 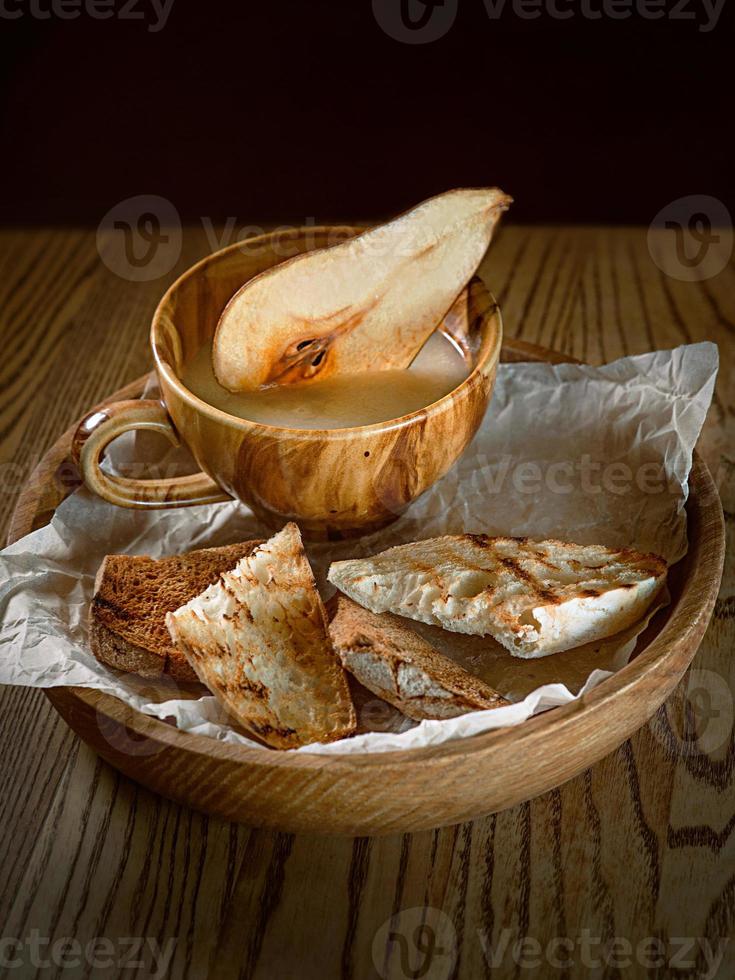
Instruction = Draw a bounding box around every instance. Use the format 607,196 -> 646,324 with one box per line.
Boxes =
182,331 -> 469,429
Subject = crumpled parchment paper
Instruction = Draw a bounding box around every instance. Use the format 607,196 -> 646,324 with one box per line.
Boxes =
0,342 -> 718,754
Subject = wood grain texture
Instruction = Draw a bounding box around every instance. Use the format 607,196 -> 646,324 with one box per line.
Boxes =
5,348 -> 723,836
1,226 -> 733,977
73,234 -> 501,538
156,234 -> 499,538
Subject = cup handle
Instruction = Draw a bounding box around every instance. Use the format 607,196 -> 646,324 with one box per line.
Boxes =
72,399 -> 231,509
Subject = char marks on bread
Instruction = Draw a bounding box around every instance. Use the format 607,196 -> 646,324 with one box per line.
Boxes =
328,535 -> 667,658
166,523 -> 356,749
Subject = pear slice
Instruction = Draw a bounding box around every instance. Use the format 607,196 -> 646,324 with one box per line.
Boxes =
213,187 -> 511,391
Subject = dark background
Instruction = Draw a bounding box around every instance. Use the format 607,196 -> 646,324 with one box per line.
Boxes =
1,0 -> 731,226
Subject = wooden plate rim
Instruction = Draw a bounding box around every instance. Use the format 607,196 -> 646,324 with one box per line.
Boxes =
7,338 -> 725,772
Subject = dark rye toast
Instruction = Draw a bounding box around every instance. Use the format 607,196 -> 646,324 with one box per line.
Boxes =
329,595 -> 509,721
328,535 -> 667,658
90,541 -> 263,682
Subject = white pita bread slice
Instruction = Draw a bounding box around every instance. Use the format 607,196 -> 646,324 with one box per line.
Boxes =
167,523 -> 355,748
329,595 -> 509,720
328,535 -> 666,658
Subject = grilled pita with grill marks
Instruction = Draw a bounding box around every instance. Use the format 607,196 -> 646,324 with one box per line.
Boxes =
167,523 -> 355,749
329,595 -> 509,720
328,535 -> 667,658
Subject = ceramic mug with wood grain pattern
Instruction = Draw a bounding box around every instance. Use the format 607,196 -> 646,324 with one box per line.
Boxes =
73,228 -> 502,539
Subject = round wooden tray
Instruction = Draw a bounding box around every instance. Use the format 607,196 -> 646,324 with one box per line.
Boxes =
7,339 -> 725,836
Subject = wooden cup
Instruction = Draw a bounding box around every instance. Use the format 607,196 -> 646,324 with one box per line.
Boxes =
73,228 -> 502,539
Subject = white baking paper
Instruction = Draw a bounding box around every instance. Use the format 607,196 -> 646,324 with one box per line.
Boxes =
0,342 -> 718,755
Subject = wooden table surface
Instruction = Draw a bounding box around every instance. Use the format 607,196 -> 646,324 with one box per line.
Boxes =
0,225 -> 732,979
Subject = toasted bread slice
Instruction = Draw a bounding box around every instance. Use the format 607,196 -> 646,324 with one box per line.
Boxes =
329,595 -> 509,720
328,535 -> 667,658
90,541 -> 263,681
166,523 -> 356,749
